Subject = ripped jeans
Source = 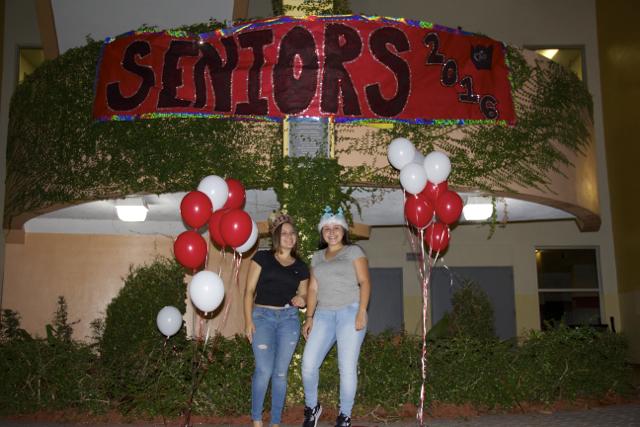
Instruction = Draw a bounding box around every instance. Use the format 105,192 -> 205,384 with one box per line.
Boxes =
251,306 -> 301,424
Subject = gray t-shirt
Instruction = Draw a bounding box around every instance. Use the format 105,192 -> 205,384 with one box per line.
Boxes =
311,245 -> 366,309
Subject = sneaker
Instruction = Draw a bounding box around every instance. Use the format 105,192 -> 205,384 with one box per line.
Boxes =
335,413 -> 351,427
302,403 -> 322,427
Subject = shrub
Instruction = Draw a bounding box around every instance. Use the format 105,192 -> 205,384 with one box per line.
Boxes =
448,280 -> 495,340
0,309 -> 31,342
1,269 -> 633,418
0,302 -> 101,415
98,257 -> 189,415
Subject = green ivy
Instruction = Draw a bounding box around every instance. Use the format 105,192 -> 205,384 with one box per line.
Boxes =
5,7 -> 593,238
273,156 -> 356,260
347,47 -> 593,194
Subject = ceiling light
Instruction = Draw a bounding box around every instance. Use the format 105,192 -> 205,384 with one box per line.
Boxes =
538,49 -> 559,60
463,196 -> 493,221
115,198 -> 148,222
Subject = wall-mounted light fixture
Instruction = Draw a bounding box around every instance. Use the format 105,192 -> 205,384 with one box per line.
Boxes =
538,48 -> 559,60
462,196 -> 493,221
115,198 -> 148,222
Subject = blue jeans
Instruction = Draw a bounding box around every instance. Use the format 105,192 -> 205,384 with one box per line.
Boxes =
251,306 -> 300,424
301,302 -> 366,417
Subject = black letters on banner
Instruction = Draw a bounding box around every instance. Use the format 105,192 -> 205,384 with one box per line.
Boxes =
458,76 -> 480,103
106,41 -> 155,111
235,30 -> 273,115
158,40 -> 199,108
193,37 -> 238,111
424,32 -> 445,65
321,23 -> 362,115
365,27 -> 410,117
273,26 -> 319,114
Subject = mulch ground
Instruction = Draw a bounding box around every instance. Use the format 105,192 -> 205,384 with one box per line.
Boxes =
3,393 -> 639,425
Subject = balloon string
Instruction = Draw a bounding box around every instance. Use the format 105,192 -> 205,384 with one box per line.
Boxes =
416,223 -> 443,426
417,242 -> 432,427
204,318 -> 211,346
234,251 -> 242,288
198,316 -> 205,341
221,253 -> 243,332
220,252 -> 237,331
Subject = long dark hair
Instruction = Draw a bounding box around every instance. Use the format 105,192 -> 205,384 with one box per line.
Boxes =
317,226 -> 351,250
271,222 -> 300,259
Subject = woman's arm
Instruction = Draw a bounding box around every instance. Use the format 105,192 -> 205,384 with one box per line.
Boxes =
291,278 -> 308,308
243,260 -> 262,343
353,256 -> 371,331
302,272 -> 318,339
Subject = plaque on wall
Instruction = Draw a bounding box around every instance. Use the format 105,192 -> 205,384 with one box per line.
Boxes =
285,117 -> 331,158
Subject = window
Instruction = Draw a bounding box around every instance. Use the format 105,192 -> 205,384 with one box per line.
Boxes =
18,47 -> 44,83
531,47 -> 585,81
536,248 -> 601,329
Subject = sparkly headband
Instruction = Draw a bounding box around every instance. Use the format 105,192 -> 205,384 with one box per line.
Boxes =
317,206 -> 348,232
268,210 -> 294,234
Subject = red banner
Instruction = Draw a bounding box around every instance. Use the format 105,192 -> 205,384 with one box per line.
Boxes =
93,16 -> 515,124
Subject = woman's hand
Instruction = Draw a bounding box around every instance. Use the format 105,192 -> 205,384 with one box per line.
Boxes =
290,295 -> 305,308
355,310 -> 367,331
302,317 -> 313,339
245,321 -> 256,343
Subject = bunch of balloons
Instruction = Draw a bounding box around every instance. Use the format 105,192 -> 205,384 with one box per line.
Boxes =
388,138 -> 463,252
171,175 -> 258,317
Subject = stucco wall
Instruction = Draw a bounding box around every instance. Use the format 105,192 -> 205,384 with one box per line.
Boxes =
596,0 -> 640,362
360,222 -> 620,338
3,233 -> 174,340
1,0 -> 41,311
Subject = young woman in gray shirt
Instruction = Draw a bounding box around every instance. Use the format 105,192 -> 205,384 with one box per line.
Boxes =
300,207 -> 371,427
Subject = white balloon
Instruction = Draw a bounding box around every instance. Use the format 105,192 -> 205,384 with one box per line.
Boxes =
234,220 -> 258,254
423,151 -> 451,184
189,271 -> 225,314
156,306 -> 183,337
387,138 -> 416,170
399,163 -> 427,195
197,175 -> 229,211
412,151 -> 425,165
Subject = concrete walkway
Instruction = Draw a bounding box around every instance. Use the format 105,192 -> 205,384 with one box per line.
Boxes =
1,403 -> 640,427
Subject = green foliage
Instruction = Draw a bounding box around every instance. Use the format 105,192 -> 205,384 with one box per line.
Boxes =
0,309 -> 31,342
0,305 -> 102,415
98,257 -> 189,415
359,333 -> 422,410
273,156 -> 356,260
448,281 -> 495,340
281,0 -> 353,16
5,38 -> 280,227
46,296 -> 78,343
191,334 -> 254,415
514,324 -> 632,403
346,47 -> 593,195
0,299 -> 633,417
6,16 -> 594,245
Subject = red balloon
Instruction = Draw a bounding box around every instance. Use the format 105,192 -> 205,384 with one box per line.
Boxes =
208,208 -> 229,248
435,190 -> 463,224
220,209 -> 253,248
419,180 -> 449,206
424,222 -> 450,252
223,178 -> 246,210
180,191 -> 213,229
174,231 -> 208,269
404,194 -> 434,228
